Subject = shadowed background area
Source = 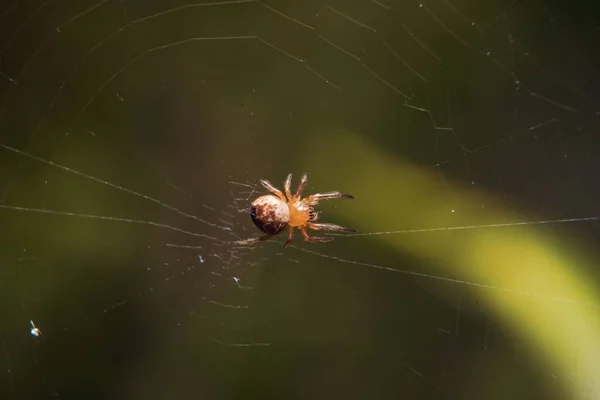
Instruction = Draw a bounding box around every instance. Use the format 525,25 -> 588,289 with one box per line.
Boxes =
1,0 -> 600,399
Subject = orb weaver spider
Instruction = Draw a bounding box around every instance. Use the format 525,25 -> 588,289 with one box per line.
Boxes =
245,173 -> 357,247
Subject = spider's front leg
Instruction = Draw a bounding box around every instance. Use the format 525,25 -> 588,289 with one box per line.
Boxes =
299,226 -> 334,243
307,222 -> 357,233
306,191 -> 354,205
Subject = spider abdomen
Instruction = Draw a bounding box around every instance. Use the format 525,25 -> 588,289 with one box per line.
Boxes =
250,195 -> 290,235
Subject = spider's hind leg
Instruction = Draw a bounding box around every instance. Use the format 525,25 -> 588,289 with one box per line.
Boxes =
260,179 -> 286,201
308,222 -> 357,233
284,174 -> 293,201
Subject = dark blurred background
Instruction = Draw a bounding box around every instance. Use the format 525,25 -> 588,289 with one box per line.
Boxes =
1,0 -> 600,399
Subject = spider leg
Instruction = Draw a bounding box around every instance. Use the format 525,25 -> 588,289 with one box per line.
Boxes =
306,191 -> 354,205
307,222 -> 357,233
260,179 -> 286,201
284,173 -> 293,201
284,226 -> 294,247
299,226 -> 334,243
293,173 -> 308,200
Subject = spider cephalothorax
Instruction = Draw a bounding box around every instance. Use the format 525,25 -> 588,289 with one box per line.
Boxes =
249,173 -> 356,247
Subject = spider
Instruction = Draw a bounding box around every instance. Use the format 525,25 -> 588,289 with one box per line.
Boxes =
247,173 -> 357,247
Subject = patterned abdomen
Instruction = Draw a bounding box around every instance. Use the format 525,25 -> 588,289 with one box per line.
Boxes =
250,195 -> 291,235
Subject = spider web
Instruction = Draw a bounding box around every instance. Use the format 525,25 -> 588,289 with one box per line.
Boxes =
1,0 -> 599,398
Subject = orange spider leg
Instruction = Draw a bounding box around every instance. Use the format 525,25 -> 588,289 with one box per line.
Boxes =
306,191 -> 354,205
260,179 -> 286,201
307,222 -> 357,233
284,226 -> 295,247
299,226 -> 334,243
284,173 -> 293,201
293,173 -> 308,201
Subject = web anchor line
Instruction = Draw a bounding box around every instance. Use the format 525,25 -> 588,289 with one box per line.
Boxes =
327,216 -> 600,237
